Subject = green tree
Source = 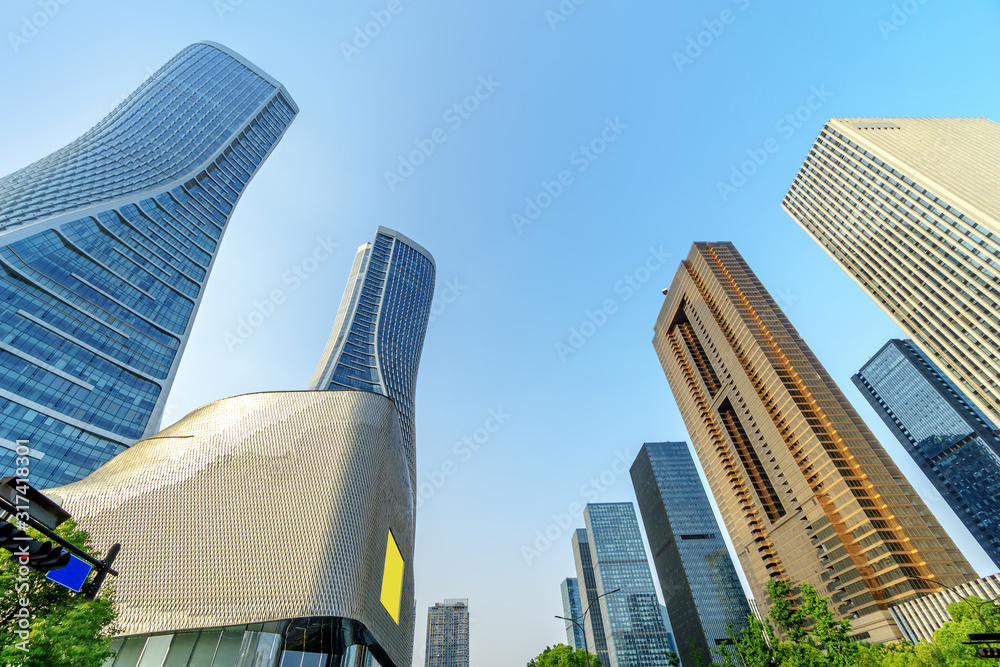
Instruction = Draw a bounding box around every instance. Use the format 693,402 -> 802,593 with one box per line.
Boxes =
712,614 -> 778,667
527,643 -> 603,667
0,519 -> 118,667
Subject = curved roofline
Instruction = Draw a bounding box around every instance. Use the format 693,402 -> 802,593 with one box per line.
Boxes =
377,225 -> 436,268
197,41 -> 299,114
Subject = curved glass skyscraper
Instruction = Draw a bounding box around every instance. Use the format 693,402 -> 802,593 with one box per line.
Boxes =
309,226 -> 436,488
0,42 -> 297,488
50,227 -> 436,667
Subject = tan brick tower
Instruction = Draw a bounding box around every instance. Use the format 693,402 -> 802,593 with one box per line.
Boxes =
653,242 -> 975,643
784,117 -> 1000,423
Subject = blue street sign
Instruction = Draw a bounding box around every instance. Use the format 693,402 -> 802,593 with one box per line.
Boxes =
46,553 -> 93,592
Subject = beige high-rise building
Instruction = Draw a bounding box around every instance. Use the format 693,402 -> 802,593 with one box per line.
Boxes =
653,242 -> 975,643
783,117 -> 1000,423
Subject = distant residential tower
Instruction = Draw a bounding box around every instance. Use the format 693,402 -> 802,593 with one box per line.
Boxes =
425,599 -> 470,667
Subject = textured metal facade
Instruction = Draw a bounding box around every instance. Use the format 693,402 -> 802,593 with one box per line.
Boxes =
0,41 -> 298,489
309,226 -> 435,491
854,339 -> 1000,570
424,599 -> 469,667
47,390 -> 414,667
631,442 -> 751,667
583,503 -> 673,667
653,242 -> 975,644
783,117 -> 1000,424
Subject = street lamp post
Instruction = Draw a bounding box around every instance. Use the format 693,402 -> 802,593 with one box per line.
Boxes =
556,587 -> 620,667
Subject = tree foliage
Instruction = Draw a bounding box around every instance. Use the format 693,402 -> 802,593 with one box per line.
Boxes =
528,643 -> 604,667
707,579 -> 1000,667
0,519 -> 118,667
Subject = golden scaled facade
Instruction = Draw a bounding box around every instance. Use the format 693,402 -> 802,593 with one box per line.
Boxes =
653,242 -> 975,644
47,390 -> 415,667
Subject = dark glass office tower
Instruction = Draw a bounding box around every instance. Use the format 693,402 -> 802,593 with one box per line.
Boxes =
631,442 -> 752,667
0,42 -> 297,488
579,503 -> 673,667
561,578 -> 587,650
854,339 -> 1000,569
572,528 -> 612,667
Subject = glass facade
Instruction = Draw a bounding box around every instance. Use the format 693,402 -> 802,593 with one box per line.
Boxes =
424,599 -> 469,667
0,41 -> 297,488
631,442 -> 751,667
101,619 -> 390,667
572,528 -> 611,667
309,227 -> 435,491
854,339 -> 1000,569
560,578 -> 587,650
581,503 -> 673,667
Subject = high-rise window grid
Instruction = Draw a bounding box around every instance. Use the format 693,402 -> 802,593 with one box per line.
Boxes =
0,42 -> 297,488
579,503 -> 673,667
783,117 -> 1000,424
653,242 -> 975,643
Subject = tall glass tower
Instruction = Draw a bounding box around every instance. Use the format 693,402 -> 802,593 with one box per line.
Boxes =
0,42 -> 297,488
854,339 -> 1000,569
308,226 -> 435,490
631,442 -> 752,667
578,503 -> 673,667
560,578 -> 587,650
572,528 -> 612,667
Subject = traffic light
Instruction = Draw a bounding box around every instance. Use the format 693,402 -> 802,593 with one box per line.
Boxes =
966,633 -> 1000,658
0,520 -> 71,573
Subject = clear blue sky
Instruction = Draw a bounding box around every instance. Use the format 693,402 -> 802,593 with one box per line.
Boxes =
2,0 -> 999,664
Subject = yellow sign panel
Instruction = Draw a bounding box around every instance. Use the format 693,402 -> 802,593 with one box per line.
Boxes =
380,529 -> 404,623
